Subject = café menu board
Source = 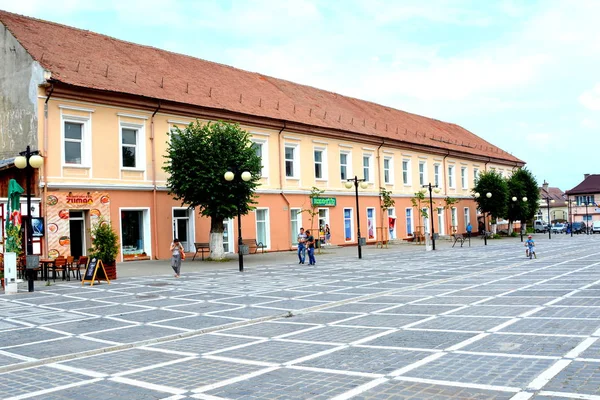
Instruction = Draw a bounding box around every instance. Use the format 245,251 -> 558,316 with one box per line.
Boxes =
46,192 -> 111,258
82,257 -> 110,286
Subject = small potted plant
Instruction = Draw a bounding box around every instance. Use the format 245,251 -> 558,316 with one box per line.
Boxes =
88,218 -> 119,280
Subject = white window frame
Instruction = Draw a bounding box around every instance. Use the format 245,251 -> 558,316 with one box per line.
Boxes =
402,159 -> 412,186
473,168 -> 479,185
62,114 -> 92,168
434,163 -> 440,187
343,207 -> 354,242
251,138 -> 269,178
318,208 -> 330,236
464,207 -> 470,230
363,154 -> 373,182
387,207 -> 396,239
437,207 -> 445,235
118,207 -> 152,262
119,121 -> 146,172
284,144 -> 300,179
448,165 -> 456,188
314,147 -> 327,181
255,207 -> 271,249
290,208 -> 302,246
405,207 -> 414,236
451,207 -> 458,233
340,151 -> 351,181
419,161 -> 427,186
383,156 -> 393,185
366,207 -> 376,240
461,167 -> 468,189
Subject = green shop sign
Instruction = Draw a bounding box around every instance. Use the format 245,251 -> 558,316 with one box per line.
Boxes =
311,197 -> 337,207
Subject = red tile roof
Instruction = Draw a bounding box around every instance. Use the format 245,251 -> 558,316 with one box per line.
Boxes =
566,174 -> 600,195
0,10 -> 522,164
539,186 -> 567,206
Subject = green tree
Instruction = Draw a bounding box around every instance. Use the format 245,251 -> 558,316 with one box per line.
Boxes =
164,120 -> 261,260
301,186 -> 325,236
511,168 -> 540,222
472,170 -> 508,230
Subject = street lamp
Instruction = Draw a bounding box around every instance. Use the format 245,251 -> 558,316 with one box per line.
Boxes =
474,192 -> 492,245
568,199 -> 576,237
512,196 -> 528,242
585,201 -> 590,235
541,181 -> 555,239
224,170 -> 252,272
345,176 -> 368,258
14,145 -> 43,292
422,183 -> 440,250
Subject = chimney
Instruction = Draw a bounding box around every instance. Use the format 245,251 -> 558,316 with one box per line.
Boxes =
584,174 -> 590,179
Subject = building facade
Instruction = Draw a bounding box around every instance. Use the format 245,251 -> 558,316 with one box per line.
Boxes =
0,11 -> 524,261
566,174 -> 600,229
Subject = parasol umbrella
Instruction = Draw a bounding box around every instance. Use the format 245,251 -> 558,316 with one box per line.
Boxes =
5,178 -> 24,253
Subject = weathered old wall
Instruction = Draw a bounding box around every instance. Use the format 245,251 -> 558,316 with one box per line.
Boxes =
0,24 -> 44,159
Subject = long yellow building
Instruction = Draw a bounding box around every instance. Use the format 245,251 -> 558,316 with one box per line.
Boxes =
0,11 -> 524,261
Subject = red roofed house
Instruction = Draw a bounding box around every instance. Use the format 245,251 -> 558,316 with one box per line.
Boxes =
566,174 -> 600,231
538,182 -> 568,225
0,11 -> 524,261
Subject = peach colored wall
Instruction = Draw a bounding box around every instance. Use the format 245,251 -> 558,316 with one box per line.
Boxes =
36,96 -> 510,260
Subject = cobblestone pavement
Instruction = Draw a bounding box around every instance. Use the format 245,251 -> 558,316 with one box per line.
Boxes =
1,235 -> 600,399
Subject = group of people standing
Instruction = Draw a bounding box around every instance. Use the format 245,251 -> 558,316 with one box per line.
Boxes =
297,227 -> 317,265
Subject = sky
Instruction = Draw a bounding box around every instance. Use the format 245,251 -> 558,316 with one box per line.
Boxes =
2,0 -> 599,191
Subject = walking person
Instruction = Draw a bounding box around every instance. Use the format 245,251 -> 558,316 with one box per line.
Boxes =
170,238 -> 184,278
305,229 -> 316,265
466,222 -> 472,238
297,227 -> 307,264
324,224 -> 331,246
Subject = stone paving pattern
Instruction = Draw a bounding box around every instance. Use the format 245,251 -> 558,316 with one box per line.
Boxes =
0,235 -> 600,399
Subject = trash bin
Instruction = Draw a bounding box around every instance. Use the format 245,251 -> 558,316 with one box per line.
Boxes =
358,237 -> 367,246
433,233 -> 439,240
315,240 -> 321,249
239,245 -> 249,255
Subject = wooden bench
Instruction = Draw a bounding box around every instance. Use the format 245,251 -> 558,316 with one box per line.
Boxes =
452,233 -> 465,248
241,238 -> 266,253
192,242 -> 210,260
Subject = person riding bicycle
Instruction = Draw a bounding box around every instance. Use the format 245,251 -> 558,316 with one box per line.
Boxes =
524,235 -> 536,258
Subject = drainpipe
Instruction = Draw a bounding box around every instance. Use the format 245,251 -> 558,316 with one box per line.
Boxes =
484,157 -> 491,172
150,101 -> 161,259
42,84 -> 54,256
376,139 -> 384,238
440,150 -> 449,235
276,122 -> 291,249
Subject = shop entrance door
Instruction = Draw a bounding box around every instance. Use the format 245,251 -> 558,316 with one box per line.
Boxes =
69,210 -> 85,258
172,209 -> 191,252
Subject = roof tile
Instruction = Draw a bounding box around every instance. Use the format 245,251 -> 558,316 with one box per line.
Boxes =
0,10 -> 522,163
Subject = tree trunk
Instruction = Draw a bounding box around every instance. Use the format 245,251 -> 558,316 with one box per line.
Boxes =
508,221 -> 513,235
209,216 -> 225,260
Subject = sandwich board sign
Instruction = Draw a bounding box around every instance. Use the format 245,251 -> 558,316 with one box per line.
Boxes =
82,257 -> 110,286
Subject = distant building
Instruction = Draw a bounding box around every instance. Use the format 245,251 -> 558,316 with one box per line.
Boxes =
566,174 -> 600,228
538,182 -> 568,223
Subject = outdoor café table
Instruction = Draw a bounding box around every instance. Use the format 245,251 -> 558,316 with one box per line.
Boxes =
39,258 -> 54,281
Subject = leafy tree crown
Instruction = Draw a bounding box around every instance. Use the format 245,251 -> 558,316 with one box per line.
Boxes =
163,120 -> 262,220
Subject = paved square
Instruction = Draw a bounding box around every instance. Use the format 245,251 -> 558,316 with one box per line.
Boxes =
2,236 -> 600,399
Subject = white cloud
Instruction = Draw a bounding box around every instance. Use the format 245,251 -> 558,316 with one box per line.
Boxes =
581,118 -> 599,129
579,84 -> 600,111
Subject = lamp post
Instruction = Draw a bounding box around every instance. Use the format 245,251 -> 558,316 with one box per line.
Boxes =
422,183 -> 440,250
345,176 -> 368,259
474,192 -> 492,245
512,196 -> 528,242
224,170 -> 252,272
585,201 -> 590,235
541,181 -> 555,239
568,199 -> 575,237
14,146 -> 43,292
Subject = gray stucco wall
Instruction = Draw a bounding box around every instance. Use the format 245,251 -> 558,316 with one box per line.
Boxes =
0,24 -> 45,159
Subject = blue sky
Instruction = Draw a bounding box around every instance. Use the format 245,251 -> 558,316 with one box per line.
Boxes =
3,0 -> 599,191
